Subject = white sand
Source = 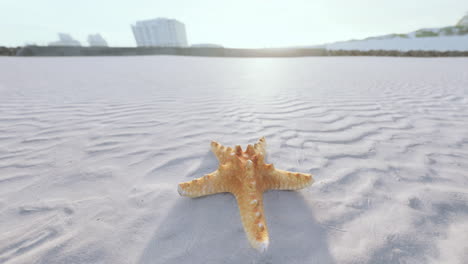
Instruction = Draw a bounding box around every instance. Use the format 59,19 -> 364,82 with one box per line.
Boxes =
0,56 -> 467,264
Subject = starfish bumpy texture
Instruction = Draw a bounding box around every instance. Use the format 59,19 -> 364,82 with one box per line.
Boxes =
177,137 -> 314,252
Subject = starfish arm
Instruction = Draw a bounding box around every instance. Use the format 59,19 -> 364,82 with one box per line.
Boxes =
234,190 -> 269,252
254,137 -> 267,155
263,168 -> 314,191
211,141 -> 233,163
178,170 -> 229,198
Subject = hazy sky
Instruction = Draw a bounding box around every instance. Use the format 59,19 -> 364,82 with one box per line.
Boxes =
2,0 -> 467,47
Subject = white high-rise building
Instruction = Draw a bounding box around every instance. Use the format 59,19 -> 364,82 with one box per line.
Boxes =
87,34 -> 108,47
131,18 -> 188,47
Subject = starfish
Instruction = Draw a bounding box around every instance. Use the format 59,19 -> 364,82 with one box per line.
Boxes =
177,137 -> 314,252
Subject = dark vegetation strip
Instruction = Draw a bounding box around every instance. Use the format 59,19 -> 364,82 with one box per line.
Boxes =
2,46 -> 468,57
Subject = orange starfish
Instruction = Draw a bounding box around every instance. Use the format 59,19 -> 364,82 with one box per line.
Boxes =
177,137 -> 314,252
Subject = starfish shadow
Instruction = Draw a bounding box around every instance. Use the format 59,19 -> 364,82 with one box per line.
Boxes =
138,191 -> 334,264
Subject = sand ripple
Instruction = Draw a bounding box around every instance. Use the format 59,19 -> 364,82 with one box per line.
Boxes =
0,56 -> 467,263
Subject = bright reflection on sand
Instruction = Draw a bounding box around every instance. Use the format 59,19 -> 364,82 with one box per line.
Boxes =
236,58 -> 292,97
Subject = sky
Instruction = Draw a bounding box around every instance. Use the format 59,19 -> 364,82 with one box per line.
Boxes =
1,0 -> 468,48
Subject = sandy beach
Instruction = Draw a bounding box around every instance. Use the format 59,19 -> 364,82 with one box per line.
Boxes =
0,56 -> 467,264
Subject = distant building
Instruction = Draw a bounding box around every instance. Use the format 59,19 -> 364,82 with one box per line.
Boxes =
87,34 -> 108,47
131,18 -> 188,47
457,12 -> 468,27
191,43 -> 223,48
48,33 -> 81,46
